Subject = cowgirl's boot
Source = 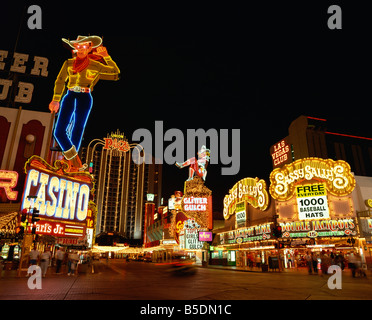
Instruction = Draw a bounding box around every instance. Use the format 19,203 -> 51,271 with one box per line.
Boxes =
175,159 -> 191,168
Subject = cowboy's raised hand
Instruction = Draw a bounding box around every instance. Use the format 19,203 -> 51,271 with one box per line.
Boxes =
95,46 -> 109,57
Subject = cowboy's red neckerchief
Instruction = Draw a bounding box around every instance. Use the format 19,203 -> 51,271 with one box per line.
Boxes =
72,53 -> 107,74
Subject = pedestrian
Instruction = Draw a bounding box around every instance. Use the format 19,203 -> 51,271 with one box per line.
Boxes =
304,252 -> 312,274
348,252 -> 357,278
27,245 -> 40,277
68,250 -> 79,276
40,247 -> 52,277
312,253 -> 318,274
335,253 -> 345,270
55,247 -> 65,274
29,245 -> 40,266
255,254 -> 261,269
320,252 -> 331,276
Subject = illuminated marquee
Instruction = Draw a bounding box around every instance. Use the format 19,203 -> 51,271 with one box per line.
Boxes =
0,170 -> 18,201
31,221 -> 85,237
22,155 -> 94,225
223,177 -> 269,220
269,157 -> 356,201
280,218 -> 357,238
219,223 -> 273,245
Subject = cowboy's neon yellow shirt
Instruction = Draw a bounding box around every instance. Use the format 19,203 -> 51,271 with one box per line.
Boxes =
52,56 -> 120,102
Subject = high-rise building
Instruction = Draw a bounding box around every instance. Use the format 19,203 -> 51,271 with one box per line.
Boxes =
270,115 -> 372,176
81,130 -> 162,243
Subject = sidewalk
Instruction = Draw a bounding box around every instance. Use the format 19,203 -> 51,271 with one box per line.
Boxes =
0,260 -> 103,279
200,263 -> 372,279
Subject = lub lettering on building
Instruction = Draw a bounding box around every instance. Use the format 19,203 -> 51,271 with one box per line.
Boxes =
0,50 -> 49,104
21,155 -> 94,238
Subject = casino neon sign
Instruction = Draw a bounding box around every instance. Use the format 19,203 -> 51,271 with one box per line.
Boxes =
269,157 -> 356,201
22,155 -> 93,223
223,177 -> 269,220
22,169 -> 90,221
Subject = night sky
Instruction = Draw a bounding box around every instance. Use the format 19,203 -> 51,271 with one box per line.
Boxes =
1,1 -> 371,212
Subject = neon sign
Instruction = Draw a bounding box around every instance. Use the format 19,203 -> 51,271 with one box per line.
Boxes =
219,223 -> 272,245
49,35 -> 120,169
31,221 -> 85,238
176,145 -> 210,181
22,155 -> 93,226
103,137 -> 130,152
22,169 -> 90,221
269,157 -> 356,201
199,231 -> 213,241
279,218 -> 356,238
180,175 -> 213,229
182,197 -> 208,211
270,138 -> 291,168
0,170 -> 18,201
223,177 -> 269,220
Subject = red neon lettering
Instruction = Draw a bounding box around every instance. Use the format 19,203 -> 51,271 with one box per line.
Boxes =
0,170 -> 18,200
103,138 -> 113,150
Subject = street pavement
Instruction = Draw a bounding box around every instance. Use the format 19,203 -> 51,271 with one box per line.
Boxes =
0,259 -> 371,301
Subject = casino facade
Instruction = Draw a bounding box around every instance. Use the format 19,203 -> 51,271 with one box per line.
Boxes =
212,116 -> 372,271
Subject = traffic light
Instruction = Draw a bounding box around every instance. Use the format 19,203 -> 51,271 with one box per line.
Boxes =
21,208 -> 27,222
31,208 -> 40,223
273,224 -> 282,238
18,208 -> 28,237
18,225 -> 25,236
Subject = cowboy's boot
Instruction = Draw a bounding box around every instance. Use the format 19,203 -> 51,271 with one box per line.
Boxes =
70,155 -> 83,172
62,145 -> 82,172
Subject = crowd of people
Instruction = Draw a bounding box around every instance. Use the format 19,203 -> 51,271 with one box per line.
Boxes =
303,250 -> 367,277
27,245 -> 91,277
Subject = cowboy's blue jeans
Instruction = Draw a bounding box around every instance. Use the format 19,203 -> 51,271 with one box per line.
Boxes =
53,90 -> 93,153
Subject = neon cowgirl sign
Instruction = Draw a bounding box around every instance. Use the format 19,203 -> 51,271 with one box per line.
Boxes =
49,35 -> 120,170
